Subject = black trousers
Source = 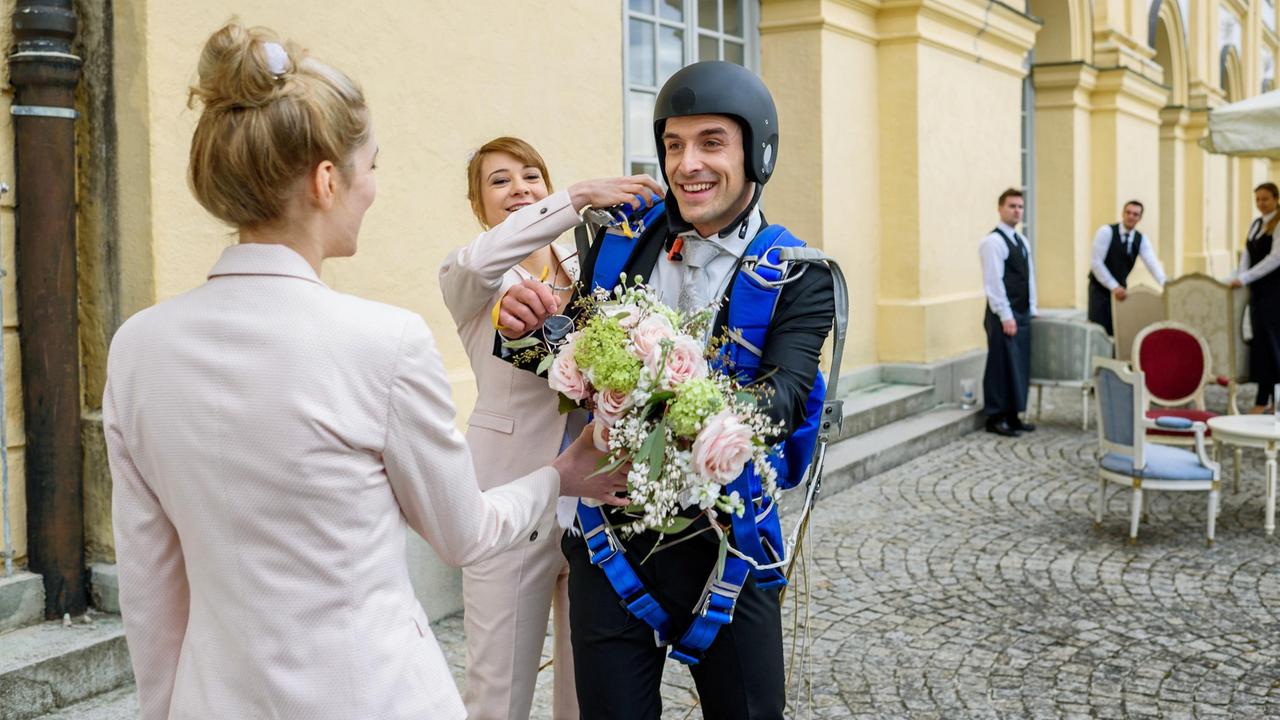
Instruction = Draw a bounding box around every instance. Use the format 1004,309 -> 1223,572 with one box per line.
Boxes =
1087,283 -> 1114,336
1251,296 -> 1280,406
563,527 -> 785,719
983,310 -> 1031,418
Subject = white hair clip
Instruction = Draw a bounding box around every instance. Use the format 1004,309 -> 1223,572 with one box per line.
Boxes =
262,42 -> 290,80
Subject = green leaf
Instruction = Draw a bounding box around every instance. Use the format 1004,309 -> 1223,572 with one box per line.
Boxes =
558,394 -> 580,414
646,423 -> 667,484
536,353 -> 555,375
587,454 -> 628,479
501,336 -> 541,350
735,391 -> 757,405
714,530 -> 729,580
647,391 -> 676,405
651,516 -> 695,535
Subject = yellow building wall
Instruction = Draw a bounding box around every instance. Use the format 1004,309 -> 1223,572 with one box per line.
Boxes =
0,12 -> 27,566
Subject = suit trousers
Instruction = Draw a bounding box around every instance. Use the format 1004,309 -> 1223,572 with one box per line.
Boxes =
562,527 -> 785,720
1250,296 -> 1280,406
463,527 -> 577,720
983,310 -> 1032,418
1087,283 -> 1115,336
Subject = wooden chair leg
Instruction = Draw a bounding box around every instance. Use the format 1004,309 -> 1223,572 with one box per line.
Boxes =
1235,448 -> 1242,494
1082,387 -> 1090,431
1207,488 -> 1219,546
1095,476 -> 1106,527
1036,385 -> 1044,422
1129,487 -> 1143,543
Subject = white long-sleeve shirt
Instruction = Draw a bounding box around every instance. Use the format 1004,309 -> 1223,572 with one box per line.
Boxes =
979,223 -> 1038,322
1235,210 -> 1280,285
1089,223 -> 1166,289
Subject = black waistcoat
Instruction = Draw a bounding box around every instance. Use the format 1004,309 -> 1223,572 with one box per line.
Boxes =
1247,218 -> 1280,300
992,228 -> 1030,315
1088,224 -> 1142,291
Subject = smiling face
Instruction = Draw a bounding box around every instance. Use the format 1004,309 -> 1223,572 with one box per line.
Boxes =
478,151 -> 549,229
661,114 -> 754,236
1257,187 -> 1278,216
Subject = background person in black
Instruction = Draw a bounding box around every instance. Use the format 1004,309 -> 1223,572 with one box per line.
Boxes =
1087,200 -> 1167,335
493,62 -> 835,719
979,188 -> 1037,437
1231,182 -> 1280,413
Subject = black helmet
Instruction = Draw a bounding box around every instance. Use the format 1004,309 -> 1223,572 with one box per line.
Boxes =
652,61 -> 779,186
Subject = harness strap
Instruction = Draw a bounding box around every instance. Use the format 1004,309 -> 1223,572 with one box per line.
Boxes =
577,501 -> 675,645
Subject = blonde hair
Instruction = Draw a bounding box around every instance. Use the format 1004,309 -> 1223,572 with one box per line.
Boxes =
465,137 -> 554,228
187,21 -> 370,228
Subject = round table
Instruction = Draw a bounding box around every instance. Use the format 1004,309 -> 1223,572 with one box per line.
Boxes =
1208,415 -> 1280,535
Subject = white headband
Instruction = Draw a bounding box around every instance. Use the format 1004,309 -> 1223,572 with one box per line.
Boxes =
262,42 -> 289,79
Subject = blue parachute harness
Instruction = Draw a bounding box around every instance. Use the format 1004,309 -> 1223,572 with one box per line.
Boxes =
576,200 -> 849,665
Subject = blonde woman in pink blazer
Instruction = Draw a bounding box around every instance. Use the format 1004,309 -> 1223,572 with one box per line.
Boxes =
104,26 -> 627,720
440,137 -> 661,719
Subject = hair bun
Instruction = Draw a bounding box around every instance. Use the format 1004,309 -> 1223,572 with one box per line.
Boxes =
189,21 -> 293,111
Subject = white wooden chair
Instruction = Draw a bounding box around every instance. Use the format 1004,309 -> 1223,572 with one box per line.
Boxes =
1029,317 -> 1113,429
1093,358 -> 1221,545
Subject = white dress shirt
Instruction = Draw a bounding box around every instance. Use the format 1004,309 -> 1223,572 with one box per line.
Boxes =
979,223 -> 1038,322
1090,223 -> 1167,289
651,208 -> 762,314
1235,210 -> 1280,285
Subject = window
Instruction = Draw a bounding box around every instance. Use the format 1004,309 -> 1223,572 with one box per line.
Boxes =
1220,5 -> 1242,53
623,1 -> 760,177
1264,46 -> 1276,93
1021,51 -> 1036,247
1265,0 -> 1277,33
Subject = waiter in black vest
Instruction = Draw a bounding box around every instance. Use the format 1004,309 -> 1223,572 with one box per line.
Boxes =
980,188 -> 1037,437
1086,200 -> 1166,335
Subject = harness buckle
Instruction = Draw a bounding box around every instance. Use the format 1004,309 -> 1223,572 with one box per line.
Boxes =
820,399 -> 844,436
695,577 -> 744,622
583,522 -> 620,565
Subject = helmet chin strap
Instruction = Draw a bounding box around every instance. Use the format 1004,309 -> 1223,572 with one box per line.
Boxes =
664,183 -> 763,248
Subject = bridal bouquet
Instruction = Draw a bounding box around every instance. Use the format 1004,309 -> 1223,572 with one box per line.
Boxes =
543,280 -> 782,537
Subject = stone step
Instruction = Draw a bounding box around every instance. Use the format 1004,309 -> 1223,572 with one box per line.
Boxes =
34,685 -> 137,720
0,615 -> 132,720
835,382 -> 936,443
817,405 -> 984,499
0,573 -> 44,635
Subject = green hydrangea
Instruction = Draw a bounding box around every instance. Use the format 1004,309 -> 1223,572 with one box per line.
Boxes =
666,377 -> 724,437
574,315 -> 642,392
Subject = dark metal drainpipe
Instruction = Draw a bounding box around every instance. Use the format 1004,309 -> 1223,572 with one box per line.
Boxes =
9,0 -> 86,618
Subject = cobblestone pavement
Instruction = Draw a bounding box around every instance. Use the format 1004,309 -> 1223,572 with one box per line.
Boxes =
432,387 -> 1280,718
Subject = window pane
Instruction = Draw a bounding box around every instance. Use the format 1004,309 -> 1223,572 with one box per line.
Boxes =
629,20 -> 656,86
698,0 -> 719,30
630,0 -> 654,14
658,26 -> 685,81
699,33 -> 719,62
724,0 -> 743,36
630,161 -> 659,180
629,91 -> 658,159
659,0 -> 684,21
724,40 -> 744,66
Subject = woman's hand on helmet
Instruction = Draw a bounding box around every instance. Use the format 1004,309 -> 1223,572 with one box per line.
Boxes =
568,175 -> 664,214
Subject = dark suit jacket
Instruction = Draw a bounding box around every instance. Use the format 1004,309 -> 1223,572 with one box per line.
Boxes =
501,210 -> 835,439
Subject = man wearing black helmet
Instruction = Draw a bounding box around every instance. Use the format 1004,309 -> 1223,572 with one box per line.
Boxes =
496,62 -> 835,719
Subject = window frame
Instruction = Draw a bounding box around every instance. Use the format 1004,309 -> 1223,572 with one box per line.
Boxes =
621,0 -> 762,177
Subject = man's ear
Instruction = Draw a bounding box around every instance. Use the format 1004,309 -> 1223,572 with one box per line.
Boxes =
309,160 -> 338,210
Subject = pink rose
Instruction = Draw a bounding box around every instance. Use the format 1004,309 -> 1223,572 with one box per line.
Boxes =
593,387 -> 633,426
548,344 -> 591,402
691,410 -> 755,485
646,335 -> 707,388
630,315 -> 676,360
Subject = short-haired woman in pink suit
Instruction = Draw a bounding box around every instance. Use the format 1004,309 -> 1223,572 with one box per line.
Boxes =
440,137 -> 661,719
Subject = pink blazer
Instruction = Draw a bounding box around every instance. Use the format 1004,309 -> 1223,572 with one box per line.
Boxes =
104,244 -> 559,720
439,190 -> 581,490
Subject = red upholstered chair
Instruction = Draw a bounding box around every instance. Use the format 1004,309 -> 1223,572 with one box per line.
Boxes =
1132,322 -> 1229,449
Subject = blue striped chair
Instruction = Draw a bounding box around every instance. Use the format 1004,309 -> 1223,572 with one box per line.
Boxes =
1093,358 -> 1221,545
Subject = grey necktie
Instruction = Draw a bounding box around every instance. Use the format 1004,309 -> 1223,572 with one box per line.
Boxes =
1123,231 -> 1131,254
677,237 -> 725,314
